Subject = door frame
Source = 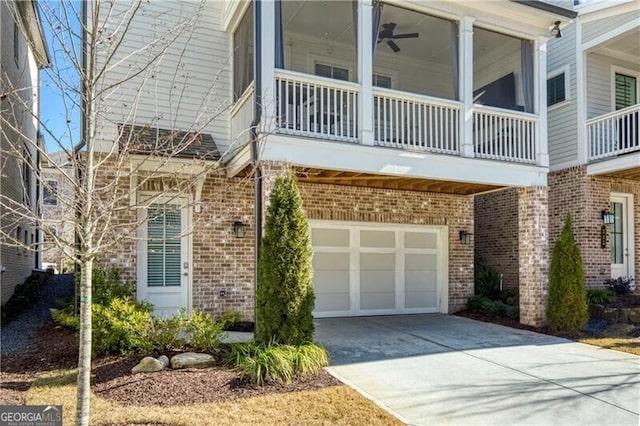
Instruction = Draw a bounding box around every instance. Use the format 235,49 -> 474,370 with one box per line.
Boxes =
136,192 -> 193,316
610,192 -> 634,279
309,220 -> 449,318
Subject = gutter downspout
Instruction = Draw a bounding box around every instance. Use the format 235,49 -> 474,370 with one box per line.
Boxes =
251,0 -> 262,325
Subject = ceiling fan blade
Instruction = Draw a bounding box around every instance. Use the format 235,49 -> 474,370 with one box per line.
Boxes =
391,33 -> 419,39
387,40 -> 401,53
383,22 -> 397,31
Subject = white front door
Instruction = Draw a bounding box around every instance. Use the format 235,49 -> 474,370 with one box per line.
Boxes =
610,194 -> 634,279
137,198 -> 191,317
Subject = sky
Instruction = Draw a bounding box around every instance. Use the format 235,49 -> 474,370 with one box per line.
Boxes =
38,1 -> 81,154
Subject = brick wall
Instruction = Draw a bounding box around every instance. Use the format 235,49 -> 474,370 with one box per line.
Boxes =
549,166 -> 640,288
518,187 -> 549,327
295,180 -> 475,312
474,188 -> 519,289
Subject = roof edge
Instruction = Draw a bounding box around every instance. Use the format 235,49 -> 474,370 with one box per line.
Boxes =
510,0 -> 578,19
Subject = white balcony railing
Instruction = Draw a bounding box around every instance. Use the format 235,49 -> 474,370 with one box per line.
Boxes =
373,88 -> 461,154
275,70 -> 359,142
588,104 -> 640,161
473,105 -> 537,164
230,82 -> 254,148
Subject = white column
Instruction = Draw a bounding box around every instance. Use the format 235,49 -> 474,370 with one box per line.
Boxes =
575,19 -> 587,164
535,37 -> 549,168
460,16 -> 475,158
358,0 -> 374,146
259,0 -> 276,134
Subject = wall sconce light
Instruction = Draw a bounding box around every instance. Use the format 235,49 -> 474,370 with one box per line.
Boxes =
459,230 -> 472,245
550,21 -> 562,38
233,221 -> 247,238
601,209 -> 615,225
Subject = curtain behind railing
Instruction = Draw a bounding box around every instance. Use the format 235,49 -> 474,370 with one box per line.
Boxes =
275,0 -> 284,69
451,22 -> 459,101
521,40 -> 534,113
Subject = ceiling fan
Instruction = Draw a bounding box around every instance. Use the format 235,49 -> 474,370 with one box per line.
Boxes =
377,22 -> 419,53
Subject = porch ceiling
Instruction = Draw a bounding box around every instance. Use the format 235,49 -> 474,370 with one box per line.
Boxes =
597,167 -> 640,181
294,167 -> 503,195
595,27 -> 640,60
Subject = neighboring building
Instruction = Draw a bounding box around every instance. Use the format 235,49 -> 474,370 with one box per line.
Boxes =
41,151 -> 75,274
0,0 -> 50,304
92,0 -> 575,326
476,0 -> 639,292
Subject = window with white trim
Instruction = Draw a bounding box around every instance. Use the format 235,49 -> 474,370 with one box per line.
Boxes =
315,63 -> 349,81
615,73 -> 637,110
14,21 -> 20,67
547,73 -> 566,106
373,74 -> 392,89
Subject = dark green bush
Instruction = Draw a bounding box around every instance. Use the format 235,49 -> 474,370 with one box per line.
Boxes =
226,342 -> 329,386
256,173 -> 315,345
474,255 -> 501,298
1,273 -> 47,324
185,310 -> 225,352
586,289 -> 617,305
91,267 -> 135,305
605,277 -> 634,295
467,294 -> 519,320
149,312 -> 188,351
546,214 -> 588,332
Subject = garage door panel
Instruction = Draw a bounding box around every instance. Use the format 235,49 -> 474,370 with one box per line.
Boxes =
405,253 -> 437,270
361,270 -> 395,292
314,270 -> 350,293
405,270 -> 437,291
316,293 -> 350,312
360,253 -> 395,270
405,232 -> 438,249
312,228 -> 350,247
405,291 -> 437,309
313,252 -> 350,270
361,292 -> 395,310
361,230 -> 395,248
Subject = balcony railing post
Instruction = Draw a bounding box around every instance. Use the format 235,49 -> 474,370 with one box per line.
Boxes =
259,0 -> 277,134
358,0 -> 374,146
535,37 -> 549,167
460,16 -> 475,158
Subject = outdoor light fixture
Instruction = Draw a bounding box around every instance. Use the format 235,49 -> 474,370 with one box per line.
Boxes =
601,209 -> 615,225
550,21 -> 562,38
233,221 -> 247,238
459,230 -> 472,244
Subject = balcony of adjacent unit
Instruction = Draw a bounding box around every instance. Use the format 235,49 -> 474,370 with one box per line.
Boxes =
229,1 -> 549,188
585,24 -> 640,179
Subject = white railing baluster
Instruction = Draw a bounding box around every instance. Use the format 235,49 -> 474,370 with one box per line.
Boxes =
588,104 -> 640,161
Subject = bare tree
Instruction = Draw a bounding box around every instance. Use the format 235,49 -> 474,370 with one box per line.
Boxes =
1,1 -> 258,424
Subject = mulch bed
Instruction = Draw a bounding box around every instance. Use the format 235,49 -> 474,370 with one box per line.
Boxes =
0,322 -> 340,407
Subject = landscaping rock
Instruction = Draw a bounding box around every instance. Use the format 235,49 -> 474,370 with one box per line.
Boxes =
601,323 -> 635,337
158,355 -> 170,368
132,356 -> 164,373
170,352 -> 215,369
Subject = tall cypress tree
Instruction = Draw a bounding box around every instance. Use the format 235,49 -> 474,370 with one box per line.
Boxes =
546,213 -> 588,332
256,172 -> 315,345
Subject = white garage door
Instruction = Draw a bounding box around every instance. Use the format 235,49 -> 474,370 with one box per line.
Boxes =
311,221 -> 448,318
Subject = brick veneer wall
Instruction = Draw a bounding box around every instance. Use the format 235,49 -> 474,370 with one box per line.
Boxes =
474,188 -> 519,289
294,181 -> 475,312
549,166 -> 640,288
518,187 -> 549,327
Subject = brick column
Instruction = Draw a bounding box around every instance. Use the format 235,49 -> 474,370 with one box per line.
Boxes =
518,187 -> 549,327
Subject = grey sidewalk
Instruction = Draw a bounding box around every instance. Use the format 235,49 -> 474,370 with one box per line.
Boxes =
315,314 -> 640,426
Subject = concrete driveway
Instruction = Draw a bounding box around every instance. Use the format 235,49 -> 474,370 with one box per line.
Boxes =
315,314 -> 640,426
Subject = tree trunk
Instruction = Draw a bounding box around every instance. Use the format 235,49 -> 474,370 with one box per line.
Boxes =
75,259 -> 93,425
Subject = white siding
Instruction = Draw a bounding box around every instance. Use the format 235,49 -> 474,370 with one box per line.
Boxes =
0,1 -> 40,303
547,22 -> 578,167
586,53 -> 640,119
94,1 -> 233,155
583,9 -> 640,45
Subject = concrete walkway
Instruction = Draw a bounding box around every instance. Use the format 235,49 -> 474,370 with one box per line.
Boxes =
315,314 -> 640,426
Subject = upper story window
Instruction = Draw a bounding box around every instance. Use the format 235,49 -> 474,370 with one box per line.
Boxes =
233,4 -> 254,101
547,73 -> 566,106
22,146 -> 32,206
315,63 -> 349,81
43,180 -> 59,206
615,72 -> 638,110
373,74 -> 392,89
